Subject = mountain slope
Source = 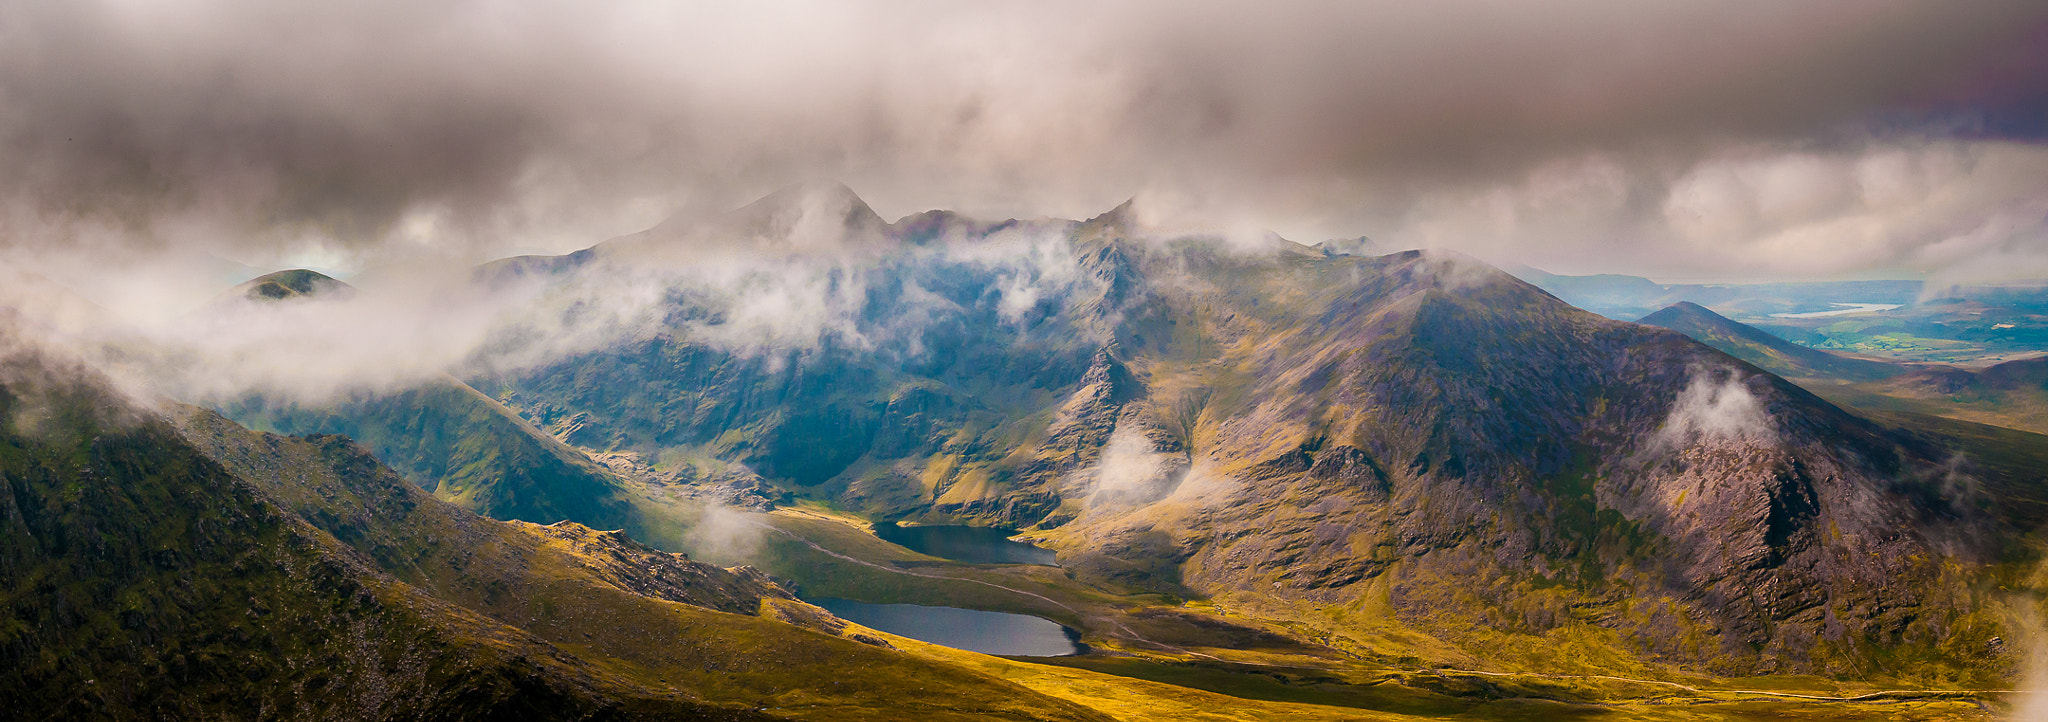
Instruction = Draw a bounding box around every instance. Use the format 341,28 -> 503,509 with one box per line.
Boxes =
1639,301 -> 1903,381
0,336 -> 1114,721
224,376 -> 640,531
1042,249 -> 1997,679
0,349 -> 734,720
171,406 -> 1108,722
229,268 -> 356,302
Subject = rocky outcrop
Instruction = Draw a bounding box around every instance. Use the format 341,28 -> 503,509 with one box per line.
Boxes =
523,521 -> 792,615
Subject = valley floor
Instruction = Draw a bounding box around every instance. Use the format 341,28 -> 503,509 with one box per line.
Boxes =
661,497 -> 2023,721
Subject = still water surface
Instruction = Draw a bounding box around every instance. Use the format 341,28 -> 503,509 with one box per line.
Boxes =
811,598 -> 1082,656
872,523 -> 1058,565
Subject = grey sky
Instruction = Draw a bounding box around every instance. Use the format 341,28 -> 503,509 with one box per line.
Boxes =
2,0 -> 2045,280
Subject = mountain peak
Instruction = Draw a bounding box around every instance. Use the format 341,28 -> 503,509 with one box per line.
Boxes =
619,180 -> 891,257
232,269 -> 354,302
746,179 -> 871,214
1083,198 -> 1136,228
744,180 -> 886,234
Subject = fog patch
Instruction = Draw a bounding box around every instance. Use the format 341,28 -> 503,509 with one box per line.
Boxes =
683,502 -> 769,566
0,314 -> 154,439
2003,594 -> 2048,721
1161,462 -> 1238,507
1416,249 -> 1512,293
0,191 -> 1118,409
951,225 -> 1089,325
1659,367 -> 1775,447
1083,423 -> 1187,509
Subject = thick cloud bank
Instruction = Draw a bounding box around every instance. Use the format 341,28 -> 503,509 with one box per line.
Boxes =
0,0 -> 2044,280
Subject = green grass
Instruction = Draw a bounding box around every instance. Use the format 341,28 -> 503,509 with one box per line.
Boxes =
1017,657 -> 1472,715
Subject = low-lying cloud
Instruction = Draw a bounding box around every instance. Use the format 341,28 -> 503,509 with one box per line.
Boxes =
683,501 -> 769,566
1083,423 -> 1186,509
1659,367 -> 1775,447
0,191 -> 1111,407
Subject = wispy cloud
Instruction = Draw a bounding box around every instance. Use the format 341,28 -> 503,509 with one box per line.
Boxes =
1658,367 -> 1775,447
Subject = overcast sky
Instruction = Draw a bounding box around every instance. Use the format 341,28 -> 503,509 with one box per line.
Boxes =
2,0 -> 2045,281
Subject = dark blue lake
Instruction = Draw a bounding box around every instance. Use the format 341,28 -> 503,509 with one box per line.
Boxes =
872,523 -> 1058,565
811,598 -> 1081,657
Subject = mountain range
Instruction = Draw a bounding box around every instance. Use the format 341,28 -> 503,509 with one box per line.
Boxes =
7,183 -> 2048,718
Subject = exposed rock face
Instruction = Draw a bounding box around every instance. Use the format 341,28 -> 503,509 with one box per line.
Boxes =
1127,254 -> 1983,674
521,521 -> 791,615
588,450 -> 784,510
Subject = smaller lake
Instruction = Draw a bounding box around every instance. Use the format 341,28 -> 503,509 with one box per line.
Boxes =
872,523 -> 1059,566
812,599 -> 1082,657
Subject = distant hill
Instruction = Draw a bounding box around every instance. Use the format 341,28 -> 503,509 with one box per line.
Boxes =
1638,301 -> 1902,382
227,268 -> 356,302
1508,265 -> 1929,321
1862,356 -> 2048,435
1508,266 -> 1672,319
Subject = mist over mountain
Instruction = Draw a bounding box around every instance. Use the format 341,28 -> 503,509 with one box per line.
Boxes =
8,170 -> 2048,718
130,186 -> 2029,686
6,3 -> 2048,719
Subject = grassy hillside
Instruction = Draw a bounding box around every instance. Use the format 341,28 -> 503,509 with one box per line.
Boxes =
224,376 -> 642,532
0,352 -> 732,720
1859,357 -> 2048,435
171,406 -> 1114,722
0,340 -> 1118,720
